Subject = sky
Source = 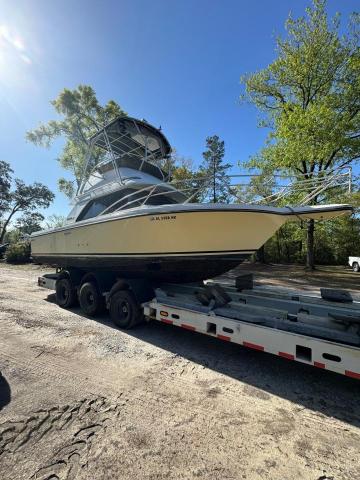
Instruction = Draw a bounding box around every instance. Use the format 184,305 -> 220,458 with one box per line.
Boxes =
0,0 -> 358,218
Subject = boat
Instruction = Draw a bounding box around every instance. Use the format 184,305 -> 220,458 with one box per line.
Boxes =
31,116 -> 353,282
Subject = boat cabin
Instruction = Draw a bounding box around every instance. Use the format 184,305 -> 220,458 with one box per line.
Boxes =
66,116 -> 187,223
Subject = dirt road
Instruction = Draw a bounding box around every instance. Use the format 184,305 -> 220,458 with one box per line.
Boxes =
0,264 -> 359,480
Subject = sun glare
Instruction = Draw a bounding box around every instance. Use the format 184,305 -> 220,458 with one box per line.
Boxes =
0,24 -> 30,62
0,22 -> 35,93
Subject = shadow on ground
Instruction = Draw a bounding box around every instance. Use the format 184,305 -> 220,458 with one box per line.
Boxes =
0,372 -> 11,411
46,290 -> 360,429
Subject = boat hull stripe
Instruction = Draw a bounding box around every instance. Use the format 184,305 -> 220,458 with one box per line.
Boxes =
33,249 -> 255,257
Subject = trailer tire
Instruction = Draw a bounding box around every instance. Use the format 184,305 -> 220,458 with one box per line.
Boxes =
55,278 -> 77,309
109,290 -> 143,329
79,281 -> 104,317
352,262 -> 359,273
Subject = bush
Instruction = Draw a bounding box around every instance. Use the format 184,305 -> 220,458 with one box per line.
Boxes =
5,241 -> 31,264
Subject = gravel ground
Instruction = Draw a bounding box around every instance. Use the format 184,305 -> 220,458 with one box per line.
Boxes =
0,263 -> 359,480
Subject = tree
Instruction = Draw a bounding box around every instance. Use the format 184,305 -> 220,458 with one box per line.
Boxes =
235,171 -> 277,262
45,214 -> 67,229
0,161 -> 13,211
235,170 -> 277,205
26,85 -> 126,198
241,0 -> 360,268
327,215 -> 360,264
200,135 -> 232,203
0,168 -> 54,242
165,151 -> 204,202
171,165 -> 205,203
15,212 -> 45,235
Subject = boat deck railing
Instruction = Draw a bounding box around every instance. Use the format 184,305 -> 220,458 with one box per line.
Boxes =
169,166 -> 352,206
92,166 -> 352,218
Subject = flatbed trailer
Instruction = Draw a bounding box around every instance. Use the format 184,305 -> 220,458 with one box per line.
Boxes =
38,272 -> 360,380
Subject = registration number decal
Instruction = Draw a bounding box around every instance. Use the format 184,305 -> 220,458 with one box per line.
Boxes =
150,215 -> 177,221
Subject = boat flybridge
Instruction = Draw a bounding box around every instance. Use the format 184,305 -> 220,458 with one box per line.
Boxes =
31,116 -> 353,282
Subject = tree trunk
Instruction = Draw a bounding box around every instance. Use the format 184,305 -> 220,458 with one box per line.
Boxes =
256,245 -> 265,263
276,231 -> 281,263
306,219 -> 315,270
213,161 -> 216,203
285,242 -> 290,263
0,224 -> 7,243
0,208 -> 17,244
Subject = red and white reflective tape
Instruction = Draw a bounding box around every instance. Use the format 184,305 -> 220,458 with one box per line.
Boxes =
345,370 -> 360,379
181,323 -> 196,331
243,341 -> 264,351
155,311 -> 360,380
217,334 -> 231,342
278,351 -> 294,360
160,318 -> 173,325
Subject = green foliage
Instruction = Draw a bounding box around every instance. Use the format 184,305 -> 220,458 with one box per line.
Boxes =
4,228 -> 22,244
164,151 -> 203,202
315,215 -> 360,264
26,85 -> 126,197
0,165 -> 54,243
263,222 -> 306,264
0,161 -> 13,211
45,214 -> 67,229
240,0 -> 360,268
200,135 -> 232,203
241,0 -> 359,177
262,214 -> 360,265
15,212 -> 44,235
235,170 -> 277,204
5,241 -> 31,264
171,165 -> 205,203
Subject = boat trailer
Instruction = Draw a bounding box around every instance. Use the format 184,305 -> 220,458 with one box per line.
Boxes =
38,273 -> 360,380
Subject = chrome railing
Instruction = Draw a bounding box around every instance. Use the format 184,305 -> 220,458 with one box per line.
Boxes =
95,167 -> 352,218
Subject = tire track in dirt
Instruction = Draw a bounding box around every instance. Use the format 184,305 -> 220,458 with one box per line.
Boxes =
0,396 -> 122,480
2,265 -> 360,480
2,325 -> 358,440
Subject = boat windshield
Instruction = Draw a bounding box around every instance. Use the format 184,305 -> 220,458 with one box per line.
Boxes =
76,185 -> 186,222
80,156 -> 167,197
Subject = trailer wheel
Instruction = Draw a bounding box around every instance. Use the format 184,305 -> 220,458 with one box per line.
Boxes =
55,278 -> 77,308
353,262 -> 359,272
79,281 -> 104,316
109,290 -> 143,329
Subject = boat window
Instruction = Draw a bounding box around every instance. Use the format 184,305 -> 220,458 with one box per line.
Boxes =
76,187 -> 185,221
76,189 -> 138,221
144,193 -> 181,206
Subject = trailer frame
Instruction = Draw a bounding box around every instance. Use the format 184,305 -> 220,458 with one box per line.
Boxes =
37,272 -> 360,380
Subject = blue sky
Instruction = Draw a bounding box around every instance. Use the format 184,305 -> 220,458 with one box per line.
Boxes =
0,0 -> 358,217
